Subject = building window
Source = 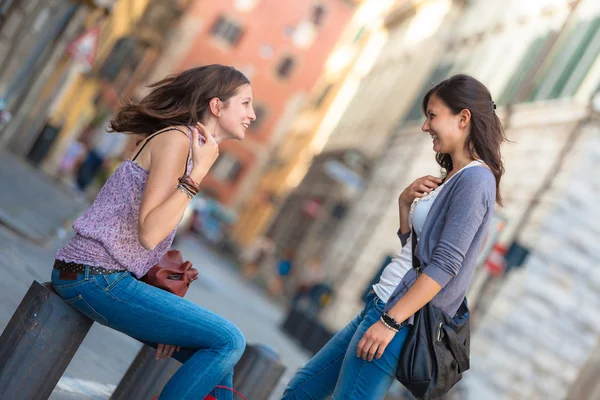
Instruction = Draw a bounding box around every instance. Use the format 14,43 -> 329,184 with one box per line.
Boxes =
211,153 -> 242,182
276,56 -> 296,79
250,103 -> 267,130
99,37 -> 140,82
311,4 -> 326,26
210,15 -> 244,46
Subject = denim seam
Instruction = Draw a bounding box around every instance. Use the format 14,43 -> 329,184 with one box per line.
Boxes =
67,295 -> 109,325
52,279 -> 90,290
285,353 -> 346,398
341,358 -> 367,400
104,271 -> 130,291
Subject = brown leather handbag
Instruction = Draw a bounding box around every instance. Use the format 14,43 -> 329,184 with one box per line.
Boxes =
142,250 -> 199,297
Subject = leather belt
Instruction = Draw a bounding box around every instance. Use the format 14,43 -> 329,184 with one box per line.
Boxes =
54,259 -> 125,280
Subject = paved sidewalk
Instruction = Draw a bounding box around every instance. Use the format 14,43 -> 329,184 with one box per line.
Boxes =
0,149 -> 87,244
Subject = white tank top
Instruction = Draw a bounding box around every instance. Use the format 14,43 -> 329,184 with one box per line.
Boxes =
373,160 -> 484,302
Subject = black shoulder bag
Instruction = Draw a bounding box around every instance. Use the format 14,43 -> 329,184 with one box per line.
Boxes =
396,227 -> 471,400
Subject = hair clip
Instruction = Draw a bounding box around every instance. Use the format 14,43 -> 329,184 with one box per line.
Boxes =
491,101 -> 497,111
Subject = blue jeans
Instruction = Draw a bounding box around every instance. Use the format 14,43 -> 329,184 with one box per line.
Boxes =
51,267 -> 246,400
282,291 -> 409,400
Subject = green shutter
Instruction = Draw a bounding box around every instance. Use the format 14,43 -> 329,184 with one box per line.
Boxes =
497,33 -> 551,105
559,17 -> 600,97
529,17 -> 600,101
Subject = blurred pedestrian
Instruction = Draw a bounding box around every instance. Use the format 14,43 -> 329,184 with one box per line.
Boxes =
75,118 -> 128,191
269,248 -> 295,297
282,74 -> 507,399
242,236 -> 275,279
51,65 -> 256,400
292,256 -> 325,312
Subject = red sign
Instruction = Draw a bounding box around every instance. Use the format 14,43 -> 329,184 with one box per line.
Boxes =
67,27 -> 100,70
303,198 -> 322,219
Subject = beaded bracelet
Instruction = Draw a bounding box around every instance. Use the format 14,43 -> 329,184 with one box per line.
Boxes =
177,184 -> 194,199
381,312 -> 403,331
380,316 -> 399,333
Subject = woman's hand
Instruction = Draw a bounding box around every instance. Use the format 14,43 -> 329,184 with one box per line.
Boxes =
399,175 -> 443,208
156,344 -> 181,360
356,321 -> 396,362
189,123 -> 219,182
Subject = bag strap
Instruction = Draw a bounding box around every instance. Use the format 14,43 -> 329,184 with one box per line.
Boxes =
411,226 -> 422,276
441,326 -> 470,373
214,385 -> 247,400
131,126 -> 191,177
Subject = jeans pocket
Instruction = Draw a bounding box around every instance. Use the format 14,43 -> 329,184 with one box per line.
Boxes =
64,294 -> 109,326
95,271 -> 131,294
372,294 -> 386,314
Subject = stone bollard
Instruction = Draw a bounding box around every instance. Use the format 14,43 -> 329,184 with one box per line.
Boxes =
113,343 -> 286,400
111,345 -> 181,400
0,281 -> 93,400
233,344 -> 286,399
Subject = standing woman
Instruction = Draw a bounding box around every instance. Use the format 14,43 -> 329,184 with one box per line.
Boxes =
51,65 -> 256,400
282,74 -> 506,399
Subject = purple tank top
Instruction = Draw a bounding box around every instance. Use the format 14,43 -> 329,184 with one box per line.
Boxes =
56,128 -> 193,278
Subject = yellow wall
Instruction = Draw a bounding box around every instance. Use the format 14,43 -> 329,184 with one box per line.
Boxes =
43,0 -> 150,174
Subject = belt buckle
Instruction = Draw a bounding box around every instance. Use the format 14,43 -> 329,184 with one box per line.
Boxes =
59,270 -> 79,281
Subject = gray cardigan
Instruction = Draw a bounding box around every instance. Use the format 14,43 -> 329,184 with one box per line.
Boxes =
383,166 -> 496,323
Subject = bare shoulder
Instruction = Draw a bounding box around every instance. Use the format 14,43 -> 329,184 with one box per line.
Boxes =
147,126 -> 190,167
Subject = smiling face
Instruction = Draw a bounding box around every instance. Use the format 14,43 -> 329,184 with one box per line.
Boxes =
215,84 -> 256,141
421,93 -> 469,154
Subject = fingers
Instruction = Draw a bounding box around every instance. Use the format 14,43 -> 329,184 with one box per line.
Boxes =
426,175 -> 443,183
376,344 -> 386,360
156,344 -> 176,360
196,122 -> 216,145
156,344 -> 164,360
418,184 -> 432,194
368,343 -> 379,362
168,345 -> 176,359
358,339 -> 378,361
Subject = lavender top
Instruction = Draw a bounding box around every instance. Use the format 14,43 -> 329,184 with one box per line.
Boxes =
56,132 -> 193,278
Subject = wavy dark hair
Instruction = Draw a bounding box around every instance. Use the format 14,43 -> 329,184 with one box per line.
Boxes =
422,74 -> 506,205
109,64 -> 250,135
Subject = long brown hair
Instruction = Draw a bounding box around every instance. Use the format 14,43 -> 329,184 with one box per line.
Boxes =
422,74 -> 507,205
109,64 -> 250,135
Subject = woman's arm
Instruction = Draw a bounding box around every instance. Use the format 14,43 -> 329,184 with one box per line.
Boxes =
387,274 -> 442,322
137,131 -> 194,250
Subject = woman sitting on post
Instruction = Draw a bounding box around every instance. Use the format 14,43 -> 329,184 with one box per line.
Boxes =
282,74 -> 507,399
51,65 -> 256,400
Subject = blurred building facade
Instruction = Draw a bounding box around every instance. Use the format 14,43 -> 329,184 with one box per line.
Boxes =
262,0 -> 600,398
0,0 -> 190,178
231,0 -> 398,255
144,0 -> 357,209
0,0 -> 111,154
